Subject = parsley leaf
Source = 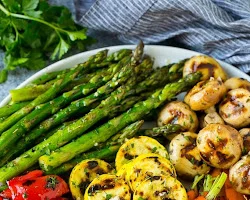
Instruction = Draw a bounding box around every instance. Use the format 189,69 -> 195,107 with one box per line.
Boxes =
22,0 -> 39,11
0,0 -> 93,83
22,0 -> 42,18
67,29 -> 87,41
51,37 -> 70,60
1,0 -> 21,13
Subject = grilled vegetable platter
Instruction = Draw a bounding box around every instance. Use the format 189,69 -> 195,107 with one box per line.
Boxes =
0,41 -> 250,200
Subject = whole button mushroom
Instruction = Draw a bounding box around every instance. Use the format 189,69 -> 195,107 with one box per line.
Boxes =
183,55 -> 227,81
219,88 -> 250,129
184,78 -> 227,111
229,154 -> 250,195
224,77 -> 250,91
239,128 -> 250,155
157,101 -> 199,132
196,124 -> 243,169
169,132 -> 211,179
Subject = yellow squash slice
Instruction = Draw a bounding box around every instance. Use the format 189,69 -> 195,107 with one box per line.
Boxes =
115,136 -> 169,171
116,162 -> 133,179
69,159 -> 114,200
125,153 -> 176,191
133,175 -> 188,200
84,174 -> 131,200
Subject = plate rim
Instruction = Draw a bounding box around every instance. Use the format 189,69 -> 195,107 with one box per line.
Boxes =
1,44 -> 249,107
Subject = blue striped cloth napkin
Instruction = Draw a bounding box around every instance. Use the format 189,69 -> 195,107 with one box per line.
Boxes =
73,0 -> 250,74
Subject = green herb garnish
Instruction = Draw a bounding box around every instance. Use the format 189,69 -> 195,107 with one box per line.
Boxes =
0,0 -> 93,83
46,176 -> 59,190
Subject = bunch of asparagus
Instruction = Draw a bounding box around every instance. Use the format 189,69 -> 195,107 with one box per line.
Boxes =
0,42 -> 201,189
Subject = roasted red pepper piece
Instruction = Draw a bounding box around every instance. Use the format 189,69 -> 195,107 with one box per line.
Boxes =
0,188 -> 12,199
0,170 -> 69,200
7,170 -> 43,200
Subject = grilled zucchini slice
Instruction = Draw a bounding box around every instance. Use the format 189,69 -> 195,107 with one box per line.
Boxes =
115,136 -> 169,170
133,175 -> 188,200
70,159 -> 114,200
84,174 -> 131,200
125,153 -> 176,191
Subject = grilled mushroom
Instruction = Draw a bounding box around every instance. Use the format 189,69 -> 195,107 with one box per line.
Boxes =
157,101 -> 199,132
184,78 -> 226,111
199,106 -> 225,129
196,124 -> 243,169
183,55 -> 227,81
224,77 -> 250,91
169,132 -> 210,179
229,154 -> 250,195
239,128 -> 250,155
219,88 -> 250,128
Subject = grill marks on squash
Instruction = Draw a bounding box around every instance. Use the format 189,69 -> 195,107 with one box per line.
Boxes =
88,178 -> 116,193
79,164 -> 107,194
123,153 -> 176,193
85,174 -> 131,199
136,185 -> 173,200
133,174 -> 187,200
69,159 -> 114,199
115,136 -> 169,171
124,152 -> 136,160
87,160 -> 98,169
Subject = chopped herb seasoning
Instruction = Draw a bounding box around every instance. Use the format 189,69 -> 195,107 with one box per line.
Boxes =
23,192 -> 28,198
46,176 -> 59,190
184,135 -> 190,141
151,147 -> 157,153
106,194 -> 113,200
190,115 -> 194,123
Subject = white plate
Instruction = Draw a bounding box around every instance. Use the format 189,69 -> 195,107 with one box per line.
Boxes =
1,45 -> 250,107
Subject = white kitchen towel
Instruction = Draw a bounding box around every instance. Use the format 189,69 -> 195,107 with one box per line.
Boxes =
73,0 -> 250,74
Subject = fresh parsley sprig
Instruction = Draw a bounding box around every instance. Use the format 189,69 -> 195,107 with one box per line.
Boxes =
0,0 -> 94,83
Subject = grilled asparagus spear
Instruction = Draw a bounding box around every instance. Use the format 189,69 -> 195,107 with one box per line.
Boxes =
0,72 -> 201,185
0,56 -> 133,163
46,120 -> 144,175
0,55 -> 133,158
0,50 -> 108,134
0,102 -> 30,118
10,49 -> 132,102
39,72 -> 201,171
